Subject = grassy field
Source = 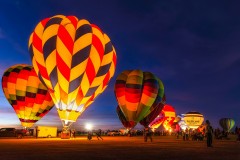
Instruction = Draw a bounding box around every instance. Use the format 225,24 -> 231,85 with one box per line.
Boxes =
0,135 -> 239,160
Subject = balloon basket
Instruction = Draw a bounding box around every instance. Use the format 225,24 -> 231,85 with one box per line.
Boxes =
61,132 -> 70,139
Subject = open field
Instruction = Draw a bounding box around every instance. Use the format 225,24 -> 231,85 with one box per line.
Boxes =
0,136 -> 239,160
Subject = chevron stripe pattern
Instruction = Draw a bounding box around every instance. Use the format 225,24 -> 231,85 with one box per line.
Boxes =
1,64 -> 54,128
114,70 -> 164,126
162,105 -> 176,130
29,15 -> 117,123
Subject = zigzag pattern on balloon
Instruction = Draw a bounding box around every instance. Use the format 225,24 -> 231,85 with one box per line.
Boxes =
29,15 -> 117,122
1,64 -> 54,128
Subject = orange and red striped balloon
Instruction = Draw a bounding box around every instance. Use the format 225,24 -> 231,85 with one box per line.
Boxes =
114,70 -> 164,129
1,64 -> 54,128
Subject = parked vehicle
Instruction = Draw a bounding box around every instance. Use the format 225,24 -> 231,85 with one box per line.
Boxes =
107,131 -> 122,136
0,128 -> 27,139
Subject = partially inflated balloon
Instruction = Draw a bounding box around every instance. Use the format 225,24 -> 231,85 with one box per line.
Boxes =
149,104 -> 176,130
149,111 -> 165,129
29,15 -> 117,128
219,118 -> 235,132
1,64 -> 54,128
162,104 -> 176,130
114,70 -> 164,128
178,120 -> 188,130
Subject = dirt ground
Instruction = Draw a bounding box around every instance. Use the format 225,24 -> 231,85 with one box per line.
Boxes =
0,136 -> 239,160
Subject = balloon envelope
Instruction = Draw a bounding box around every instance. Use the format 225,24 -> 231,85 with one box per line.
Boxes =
178,120 -> 188,130
29,15 -> 117,128
149,104 -> 176,130
162,104 -> 176,130
114,70 -> 164,128
1,64 -> 54,128
183,111 -> 204,129
219,118 -> 235,132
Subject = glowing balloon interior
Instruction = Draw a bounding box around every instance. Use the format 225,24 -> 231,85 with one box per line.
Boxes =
183,112 -> 204,129
149,110 -> 165,129
29,15 -> 117,129
178,120 -> 188,130
1,64 -> 54,128
149,104 -> 176,130
162,104 -> 176,130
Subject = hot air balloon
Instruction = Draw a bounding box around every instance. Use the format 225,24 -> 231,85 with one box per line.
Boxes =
149,104 -> 176,130
178,120 -> 188,130
1,64 -> 54,128
114,70 -> 164,129
219,118 -> 235,132
183,111 -> 204,129
162,104 -> 176,131
140,94 -> 166,127
28,15 -> 117,131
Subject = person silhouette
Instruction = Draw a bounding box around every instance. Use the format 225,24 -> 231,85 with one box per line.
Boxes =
205,120 -> 213,147
143,127 -> 152,142
96,129 -> 103,140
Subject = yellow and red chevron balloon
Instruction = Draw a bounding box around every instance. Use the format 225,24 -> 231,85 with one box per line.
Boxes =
1,64 -> 54,128
149,104 -> 176,130
28,15 -> 117,126
114,70 -> 164,129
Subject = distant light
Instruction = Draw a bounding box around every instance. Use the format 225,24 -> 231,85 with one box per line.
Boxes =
85,123 -> 93,130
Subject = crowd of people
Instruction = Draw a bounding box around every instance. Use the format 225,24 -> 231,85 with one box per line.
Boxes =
67,120 -> 240,147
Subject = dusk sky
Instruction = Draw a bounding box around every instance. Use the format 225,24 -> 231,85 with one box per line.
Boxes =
0,0 -> 239,130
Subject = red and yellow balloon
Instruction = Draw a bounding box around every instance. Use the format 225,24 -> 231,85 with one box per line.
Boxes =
28,15 -> 117,128
149,104 -> 176,130
1,64 -> 54,128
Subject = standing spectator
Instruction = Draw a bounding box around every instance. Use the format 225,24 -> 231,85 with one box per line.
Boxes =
71,129 -> 76,138
235,126 -> 238,135
237,128 -> 240,141
87,131 -> 92,140
96,129 -> 103,140
35,126 -> 39,139
205,120 -> 213,147
143,127 -> 152,142
185,128 -> 189,140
